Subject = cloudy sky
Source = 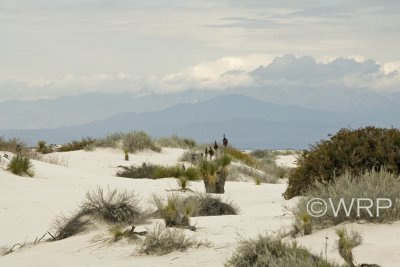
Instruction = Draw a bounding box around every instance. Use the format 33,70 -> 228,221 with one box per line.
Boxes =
0,0 -> 399,100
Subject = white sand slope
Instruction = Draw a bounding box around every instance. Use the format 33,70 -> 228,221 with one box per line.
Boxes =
1,148 -> 399,266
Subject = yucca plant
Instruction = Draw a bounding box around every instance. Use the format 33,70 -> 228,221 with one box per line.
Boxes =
7,155 -> 34,177
199,154 -> 231,194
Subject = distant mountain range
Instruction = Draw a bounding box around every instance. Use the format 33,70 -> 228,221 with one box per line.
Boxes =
1,94 -> 392,149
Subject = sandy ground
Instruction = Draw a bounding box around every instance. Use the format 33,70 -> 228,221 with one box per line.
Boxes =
0,148 -> 399,266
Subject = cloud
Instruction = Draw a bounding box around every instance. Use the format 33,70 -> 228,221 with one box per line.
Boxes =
0,73 -> 143,101
1,54 -> 400,102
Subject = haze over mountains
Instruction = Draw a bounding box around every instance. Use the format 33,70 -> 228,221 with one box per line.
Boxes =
1,55 -> 399,148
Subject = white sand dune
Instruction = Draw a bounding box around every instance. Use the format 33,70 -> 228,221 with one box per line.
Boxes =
0,148 -> 399,266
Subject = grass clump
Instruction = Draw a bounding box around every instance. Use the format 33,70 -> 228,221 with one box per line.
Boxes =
122,131 -> 161,153
81,187 -> 144,224
52,187 -> 144,240
117,163 -> 158,178
58,137 -> 96,152
292,170 -> 400,228
7,155 -> 34,177
0,137 -> 24,153
226,234 -> 345,267
335,228 -> 362,266
140,224 -> 202,255
225,146 -> 257,167
285,126 -> 400,199
152,194 -> 196,230
95,133 -> 124,148
156,135 -> 197,149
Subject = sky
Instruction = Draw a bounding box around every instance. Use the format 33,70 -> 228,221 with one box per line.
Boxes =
0,0 -> 399,100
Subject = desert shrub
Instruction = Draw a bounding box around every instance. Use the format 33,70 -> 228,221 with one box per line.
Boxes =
95,132 -> 124,148
58,137 -> 96,152
179,150 -> 203,165
200,154 -> 231,193
116,163 -> 198,181
225,146 -> 257,167
7,155 -> 34,176
122,131 -> 161,153
0,137 -> 24,153
51,187 -> 144,241
335,228 -> 362,266
140,224 -> 202,255
81,187 -> 144,224
37,140 -> 53,154
117,163 -> 158,178
292,170 -> 400,228
152,194 -> 195,229
156,135 -> 197,149
251,149 -> 276,159
226,234 -> 345,267
185,194 -> 238,216
52,211 -> 91,241
285,126 -> 400,199
153,165 -> 183,178
228,164 -> 281,184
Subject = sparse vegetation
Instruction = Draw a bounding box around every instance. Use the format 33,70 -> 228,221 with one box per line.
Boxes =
152,194 -> 196,230
285,126 -> 400,199
225,146 -> 257,167
122,131 -> 161,153
140,224 -> 202,255
226,234 -> 346,267
156,135 -> 197,149
52,187 -> 144,240
7,155 -> 34,177
37,140 -> 53,154
58,137 -> 96,152
0,137 -> 24,153
40,154 -> 69,167
185,194 -> 238,216
292,170 -> 400,229
335,228 -> 362,266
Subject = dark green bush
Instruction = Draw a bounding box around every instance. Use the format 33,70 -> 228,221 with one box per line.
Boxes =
284,126 -> 400,199
7,155 -> 34,177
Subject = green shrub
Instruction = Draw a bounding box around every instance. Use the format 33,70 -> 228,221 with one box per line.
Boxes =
140,224 -> 202,255
7,155 -> 34,177
116,163 -> 158,178
292,170 -> 400,228
285,126 -> 400,199
226,234 -> 345,267
122,131 -> 161,153
58,137 -> 96,152
156,135 -> 197,149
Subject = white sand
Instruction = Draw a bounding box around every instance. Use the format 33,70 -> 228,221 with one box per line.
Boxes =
0,148 -> 399,266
